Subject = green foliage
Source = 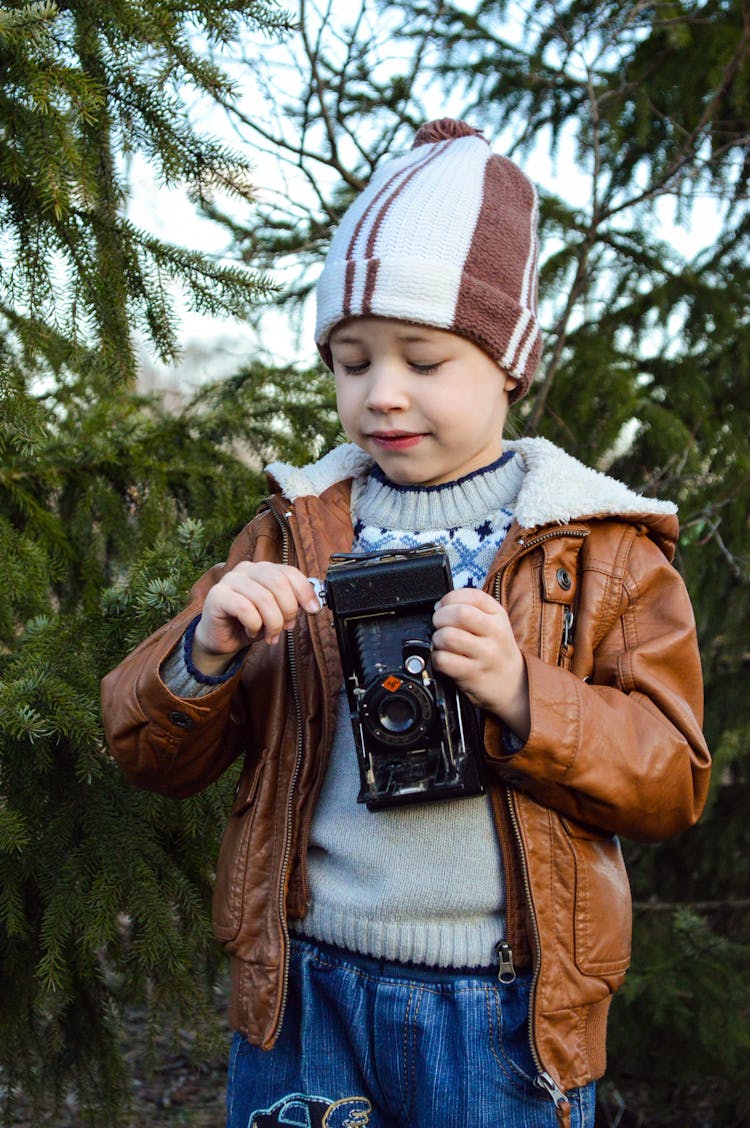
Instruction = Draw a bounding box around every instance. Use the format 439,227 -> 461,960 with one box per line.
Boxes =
0,603 -> 232,1123
0,0 -> 292,384
0,358 -> 336,1121
604,908 -> 750,1126
0,0 -> 336,1120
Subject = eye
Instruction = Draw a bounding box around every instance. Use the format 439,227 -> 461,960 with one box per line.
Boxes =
409,361 -> 441,374
332,352 -> 370,375
340,360 -> 370,375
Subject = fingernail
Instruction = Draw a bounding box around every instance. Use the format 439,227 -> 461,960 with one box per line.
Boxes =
306,578 -> 325,612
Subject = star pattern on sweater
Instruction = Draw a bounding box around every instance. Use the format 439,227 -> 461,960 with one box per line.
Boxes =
353,511 -> 513,591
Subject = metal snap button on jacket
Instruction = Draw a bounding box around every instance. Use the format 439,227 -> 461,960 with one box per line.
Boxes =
556,568 -> 572,591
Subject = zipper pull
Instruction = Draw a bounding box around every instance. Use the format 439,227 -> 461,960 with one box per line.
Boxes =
495,940 -> 516,983
562,608 -> 574,649
559,608 -> 575,666
536,1071 -> 572,1125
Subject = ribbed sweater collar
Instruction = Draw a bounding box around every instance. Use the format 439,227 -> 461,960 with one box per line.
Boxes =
352,450 -> 524,531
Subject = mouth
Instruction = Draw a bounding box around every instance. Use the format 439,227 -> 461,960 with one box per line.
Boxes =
368,430 -> 426,451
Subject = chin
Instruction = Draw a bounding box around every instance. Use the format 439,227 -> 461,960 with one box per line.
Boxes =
387,468 -> 446,488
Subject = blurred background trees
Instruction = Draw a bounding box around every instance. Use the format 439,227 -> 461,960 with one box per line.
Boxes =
1,0 -> 748,1124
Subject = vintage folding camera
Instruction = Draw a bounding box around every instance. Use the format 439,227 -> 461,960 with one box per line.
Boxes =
321,544 -> 486,810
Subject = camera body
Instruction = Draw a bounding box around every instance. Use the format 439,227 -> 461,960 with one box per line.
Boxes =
322,545 -> 486,811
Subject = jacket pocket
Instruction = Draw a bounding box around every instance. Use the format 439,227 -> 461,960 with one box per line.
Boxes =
212,750 -> 267,944
562,816 -> 632,979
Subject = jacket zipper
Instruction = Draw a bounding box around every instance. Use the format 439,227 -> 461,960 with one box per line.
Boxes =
501,526 -> 589,566
263,498 -> 305,1045
492,526 -> 586,1120
506,789 -> 571,1121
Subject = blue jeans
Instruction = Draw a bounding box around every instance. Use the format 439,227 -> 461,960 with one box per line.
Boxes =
226,938 -> 595,1128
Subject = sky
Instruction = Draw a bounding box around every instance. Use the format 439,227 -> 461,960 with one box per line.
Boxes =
126,6 -> 726,395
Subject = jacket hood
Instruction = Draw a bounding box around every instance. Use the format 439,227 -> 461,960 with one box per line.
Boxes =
266,438 -> 679,552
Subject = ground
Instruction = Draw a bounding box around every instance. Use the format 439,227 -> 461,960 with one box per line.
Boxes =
119,1019 -> 229,1128
4,990 -> 231,1128
5,1041 -> 229,1128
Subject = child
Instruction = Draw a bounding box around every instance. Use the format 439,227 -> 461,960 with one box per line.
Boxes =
102,119 -> 710,1128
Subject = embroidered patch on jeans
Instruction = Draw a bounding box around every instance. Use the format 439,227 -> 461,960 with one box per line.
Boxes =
249,1092 -> 372,1128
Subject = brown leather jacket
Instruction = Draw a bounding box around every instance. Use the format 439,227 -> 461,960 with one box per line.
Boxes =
101,439 -> 710,1109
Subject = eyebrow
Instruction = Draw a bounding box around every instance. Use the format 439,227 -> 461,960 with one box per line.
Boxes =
329,333 -> 364,346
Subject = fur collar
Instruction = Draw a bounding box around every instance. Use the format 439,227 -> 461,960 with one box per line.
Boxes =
266,438 -> 677,530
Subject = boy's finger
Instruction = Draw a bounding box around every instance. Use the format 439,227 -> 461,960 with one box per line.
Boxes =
249,565 -> 321,616
223,577 -> 293,640
431,625 -> 480,658
203,588 -> 265,642
229,571 -> 305,627
438,587 -> 499,611
433,601 -> 501,638
286,569 -> 322,614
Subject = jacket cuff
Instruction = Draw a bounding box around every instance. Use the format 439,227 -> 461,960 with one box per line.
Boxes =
484,654 -> 581,784
160,616 -> 247,699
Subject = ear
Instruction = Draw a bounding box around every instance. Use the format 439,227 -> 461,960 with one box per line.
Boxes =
502,372 -> 517,394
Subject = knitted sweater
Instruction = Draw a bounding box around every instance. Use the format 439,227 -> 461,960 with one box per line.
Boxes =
164,451 -> 526,969
291,453 -> 523,968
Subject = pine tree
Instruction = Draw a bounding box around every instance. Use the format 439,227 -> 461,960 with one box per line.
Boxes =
0,2 -> 341,1123
0,367 -> 337,1124
205,3 -> 750,1122
0,0 -> 292,383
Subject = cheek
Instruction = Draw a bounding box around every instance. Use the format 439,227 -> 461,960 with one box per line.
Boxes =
432,388 -> 507,440
427,392 -> 475,428
334,381 -> 359,434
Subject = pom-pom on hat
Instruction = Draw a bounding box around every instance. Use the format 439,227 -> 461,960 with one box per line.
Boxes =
315,118 -> 542,402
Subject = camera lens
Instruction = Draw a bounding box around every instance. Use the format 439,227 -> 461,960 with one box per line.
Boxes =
377,694 -> 418,734
361,676 -> 432,746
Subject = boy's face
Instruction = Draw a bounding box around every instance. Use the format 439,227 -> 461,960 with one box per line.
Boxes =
331,317 -> 516,488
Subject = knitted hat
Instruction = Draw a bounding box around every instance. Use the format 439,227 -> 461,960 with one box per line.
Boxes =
315,118 -> 542,402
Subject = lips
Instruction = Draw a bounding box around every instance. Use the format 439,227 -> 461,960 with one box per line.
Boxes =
368,431 -> 425,451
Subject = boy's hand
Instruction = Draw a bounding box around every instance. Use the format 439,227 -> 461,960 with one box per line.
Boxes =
192,562 -> 321,677
431,589 -> 530,741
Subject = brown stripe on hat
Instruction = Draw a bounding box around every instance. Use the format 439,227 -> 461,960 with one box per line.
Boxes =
363,257 -> 379,311
343,259 -> 357,317
453,154 -> 541,398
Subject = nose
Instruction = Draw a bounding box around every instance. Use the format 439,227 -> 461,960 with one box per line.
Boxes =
364,362 -> 409,413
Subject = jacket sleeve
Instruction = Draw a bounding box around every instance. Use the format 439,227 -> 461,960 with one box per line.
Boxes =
100,515 -> 278,799
484,528 -> 711,843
